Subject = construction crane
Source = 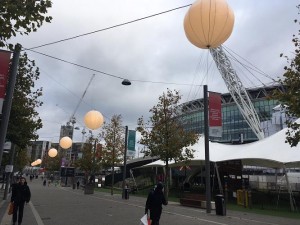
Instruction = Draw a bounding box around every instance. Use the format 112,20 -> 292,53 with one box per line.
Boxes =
67,74 -> 96,126
60,74 -> 95,163
210,46 -> 264,140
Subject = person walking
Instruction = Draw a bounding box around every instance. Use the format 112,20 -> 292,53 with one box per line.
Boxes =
11,177 -> 31,225
145,182 -> 168,225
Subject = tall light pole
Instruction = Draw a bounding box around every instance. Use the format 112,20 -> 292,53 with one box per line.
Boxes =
0,45 -> 21,168
122,126 -> 128,199
111,132 -> 116,196
204,85 -> 211,213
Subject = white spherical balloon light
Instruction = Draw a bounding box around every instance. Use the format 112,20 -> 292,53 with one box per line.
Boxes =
184,0 -> 235,49
60,136 -> 72,149
84,110 -> 104,130
48,148 -> 58,158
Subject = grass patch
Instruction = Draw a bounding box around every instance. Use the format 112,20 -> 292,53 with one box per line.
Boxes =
227,203 -> 300,219
94,187 -> 122,195
95,187 -> 300,219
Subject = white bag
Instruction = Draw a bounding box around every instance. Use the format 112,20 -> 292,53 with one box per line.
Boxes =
140,214 -> 148,225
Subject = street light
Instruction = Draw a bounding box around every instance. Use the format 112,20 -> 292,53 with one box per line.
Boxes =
122,126 -> 128,199
184,0 -> 235,214
83,110 -> 104,194
121,79 -> 131,86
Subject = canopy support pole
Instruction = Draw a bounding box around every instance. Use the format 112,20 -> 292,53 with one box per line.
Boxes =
283,166 -> 295,212
214,162 -> 223,195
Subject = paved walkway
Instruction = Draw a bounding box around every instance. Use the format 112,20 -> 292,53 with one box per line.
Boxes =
0,179 -> 299,225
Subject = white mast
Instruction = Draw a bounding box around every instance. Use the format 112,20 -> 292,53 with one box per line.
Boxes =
210,45 -> 264,140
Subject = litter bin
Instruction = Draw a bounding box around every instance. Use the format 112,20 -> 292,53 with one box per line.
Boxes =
124,188 -> 130,199
215,195 -> 226,216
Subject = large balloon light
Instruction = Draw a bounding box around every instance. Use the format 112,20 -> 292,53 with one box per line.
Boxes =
60,136 -> 72,149
48,148 -> 58,158
184,0 -> 235,49
84,110 -> 104,130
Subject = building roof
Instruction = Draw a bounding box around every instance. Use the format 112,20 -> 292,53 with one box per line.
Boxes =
142,121 -> 300,169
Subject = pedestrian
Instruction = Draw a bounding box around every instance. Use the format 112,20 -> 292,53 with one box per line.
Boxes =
43,179 -> 46,186
77,180 -> 80,189
145,182 -> 168,225
11,177 -> 31,225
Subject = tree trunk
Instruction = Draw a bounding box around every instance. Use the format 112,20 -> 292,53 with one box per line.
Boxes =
164,158 -> 169,201
111,146 -> 115,195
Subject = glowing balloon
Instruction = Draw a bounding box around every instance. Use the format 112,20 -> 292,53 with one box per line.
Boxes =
60,136 -> 72,149
184,0 -> 235,49
84,110 -> 104,130
48,148 -> 58,157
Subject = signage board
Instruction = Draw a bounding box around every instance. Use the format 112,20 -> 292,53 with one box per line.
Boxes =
5,165 -> 13,173
60,167 -> 75,177
209,92 -> 222,137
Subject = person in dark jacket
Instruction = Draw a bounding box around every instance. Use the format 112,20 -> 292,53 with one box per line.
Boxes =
11,177 -> 31,225
145,182 -> 168,225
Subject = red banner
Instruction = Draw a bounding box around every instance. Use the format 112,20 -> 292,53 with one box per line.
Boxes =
0,50 -> 11,113
209,92 -> 222,137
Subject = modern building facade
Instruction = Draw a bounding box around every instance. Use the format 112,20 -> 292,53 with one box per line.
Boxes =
28,141 -> 51,161
180,85 -> 286,143
59,125 -> 74,160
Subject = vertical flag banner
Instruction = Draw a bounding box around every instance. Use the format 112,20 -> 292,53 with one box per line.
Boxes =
0,50 -> 11,113
209,92 -> 222,137
127,130 -> 136,157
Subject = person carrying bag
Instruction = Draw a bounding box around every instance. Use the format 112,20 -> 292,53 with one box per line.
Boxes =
11,177 -> 31,225
8,202 -> 14,215
145,182 -> 167,225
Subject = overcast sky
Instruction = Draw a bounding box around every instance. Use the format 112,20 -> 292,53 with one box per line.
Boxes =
9,0 -> 299,147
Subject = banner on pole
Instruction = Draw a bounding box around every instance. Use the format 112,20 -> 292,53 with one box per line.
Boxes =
209,92 -> 222,137
0,50 -> 11,113
127,130 -> 136,157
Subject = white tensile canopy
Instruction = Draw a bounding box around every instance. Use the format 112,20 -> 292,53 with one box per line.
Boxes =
142,125 -> 300,169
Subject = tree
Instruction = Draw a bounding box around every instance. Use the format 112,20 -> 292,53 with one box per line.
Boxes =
15,147 -> 30,171
42,151 -> 61,174
101,114 -> 125,195
7,52 -> 43,149
273,5 -> 300,147
137,89 -> 200,199
75,136 -> 102,184
0,0 -> 52,49
0,52 -> 43,171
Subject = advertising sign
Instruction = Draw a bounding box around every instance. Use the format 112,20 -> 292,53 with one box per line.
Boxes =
0,50 -> 11,113
209,92 -> 222,137
127,130 -> 136,157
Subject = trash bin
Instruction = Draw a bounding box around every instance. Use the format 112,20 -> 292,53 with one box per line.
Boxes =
215,195 -> 226,216
124,188 -> 130,199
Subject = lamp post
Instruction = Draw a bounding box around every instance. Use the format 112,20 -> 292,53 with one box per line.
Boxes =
83,110 -> 104,194
111,132 -> 116,196
59,136 -> 73,186
184,0 -> 235,214
204,85 -> 211,213
91,135 -> 97,185
0,45 -> 21,168
122,126 -> 128,199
